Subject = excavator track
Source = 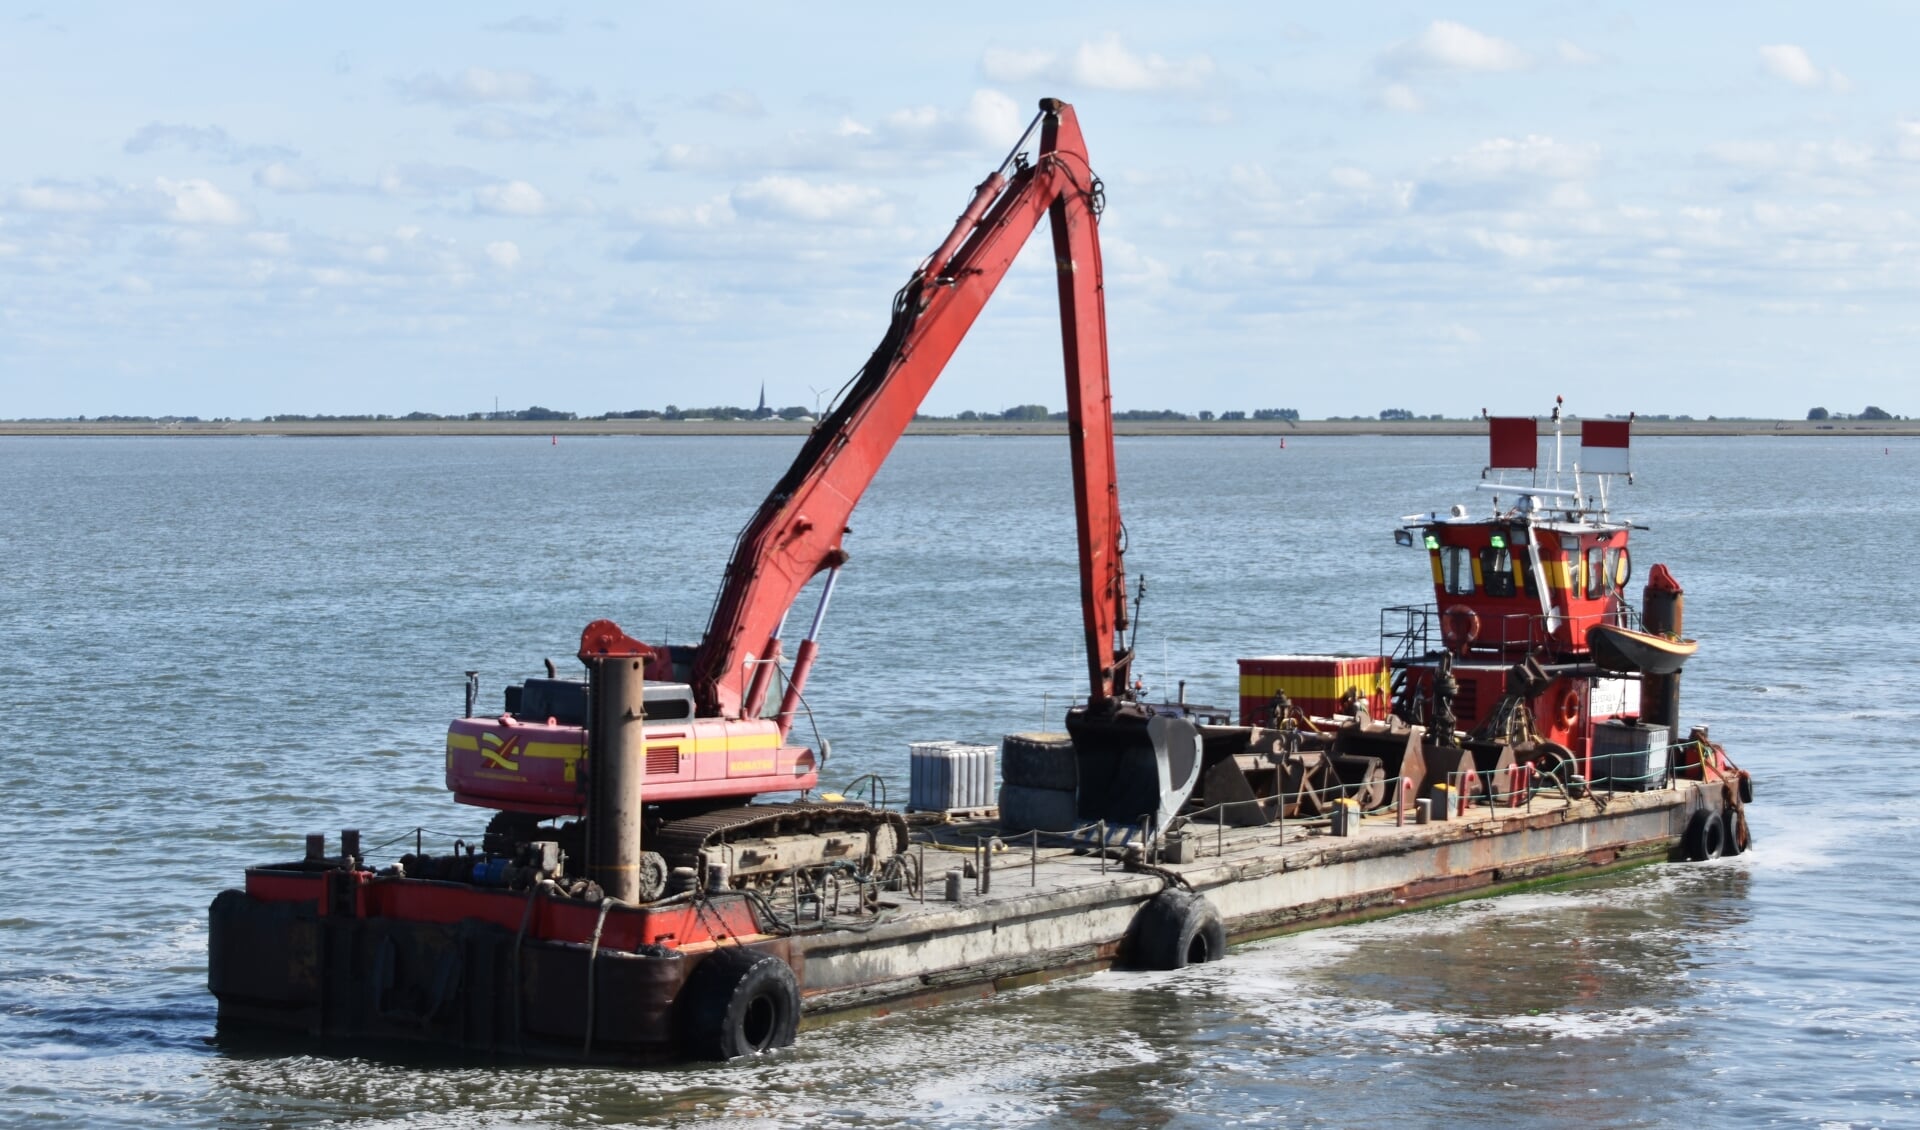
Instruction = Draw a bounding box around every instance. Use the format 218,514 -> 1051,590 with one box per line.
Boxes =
652,803 -> 909,886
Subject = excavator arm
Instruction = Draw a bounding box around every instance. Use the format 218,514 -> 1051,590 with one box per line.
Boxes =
691,99 -> 1134,722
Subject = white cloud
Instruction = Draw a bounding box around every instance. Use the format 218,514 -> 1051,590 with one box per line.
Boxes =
1380,20 -> 1530,75
1380,83 -> 1422,113
397,67 -> 552,105
981,47 -> 1054,82
155,177 -> 250,225
458,97 -> 647,142
982,34 -> 1215,93
1705,140 -> 1784,168
1896,120 -> 1920,161
1469,228 -> 1551,258
653,91 -> 1020,179
962,89 -> 1023,145
1330,166 -> 1373,190
254,162 -> 317,192
12,182 -> 110,213
1758,44 -> 1820,88
730,176 -> 888,223
1556,41 -> 1602,66
473,180 -> 549,216
1758,44 -> 1847,92
484,15 -> 564,34
881,89 -> 1023,150
379,163 -> 494,197
246,231 -> 292,255
485,240 -> 521,267
700,88 -> 765,117
123,122 -> 295,164
1439,136 -> 1598,181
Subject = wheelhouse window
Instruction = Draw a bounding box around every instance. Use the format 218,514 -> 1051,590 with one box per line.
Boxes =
1442,545 -> 1475,595
1480,547 -> 1517,597
1586,545 -> 1608,598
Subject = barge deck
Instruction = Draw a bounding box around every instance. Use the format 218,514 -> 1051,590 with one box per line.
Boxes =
796,781 -> 1708,1019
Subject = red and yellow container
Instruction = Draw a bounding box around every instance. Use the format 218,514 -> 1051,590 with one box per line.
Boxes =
1238,655 -> 1390,725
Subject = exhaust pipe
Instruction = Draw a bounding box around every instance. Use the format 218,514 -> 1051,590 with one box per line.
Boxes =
580,620 -> 650,903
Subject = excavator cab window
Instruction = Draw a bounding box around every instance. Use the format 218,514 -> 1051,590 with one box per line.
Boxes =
1442,545 -> 1475,595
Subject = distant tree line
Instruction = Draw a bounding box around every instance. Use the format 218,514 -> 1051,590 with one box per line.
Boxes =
1808,406 -> 1900,421
914,405 -> 1306,422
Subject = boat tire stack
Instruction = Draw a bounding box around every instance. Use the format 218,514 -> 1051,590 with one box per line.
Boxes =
998,732 -> 1080,833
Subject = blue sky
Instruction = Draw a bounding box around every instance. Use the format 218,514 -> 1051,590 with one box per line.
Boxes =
1,3 -> 1913,419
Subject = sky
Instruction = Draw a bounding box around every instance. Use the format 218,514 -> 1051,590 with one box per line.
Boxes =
1,3 -> 1914,420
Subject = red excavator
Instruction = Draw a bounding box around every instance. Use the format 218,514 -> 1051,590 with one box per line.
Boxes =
443,99 -> 1200,902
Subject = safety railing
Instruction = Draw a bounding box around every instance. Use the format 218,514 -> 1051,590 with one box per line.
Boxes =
1381,602 -> 1640,661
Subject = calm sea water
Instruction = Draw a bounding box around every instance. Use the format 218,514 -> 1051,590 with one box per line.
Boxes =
0,434 -> 1913,1128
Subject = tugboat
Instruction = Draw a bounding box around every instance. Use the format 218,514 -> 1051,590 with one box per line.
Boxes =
1225,402 -> 1749,856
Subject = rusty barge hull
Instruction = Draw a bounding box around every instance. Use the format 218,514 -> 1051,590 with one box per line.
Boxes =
210,782 -> 1721,1062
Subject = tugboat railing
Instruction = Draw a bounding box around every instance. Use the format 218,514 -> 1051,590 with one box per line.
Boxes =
1380,601 -> 1640,662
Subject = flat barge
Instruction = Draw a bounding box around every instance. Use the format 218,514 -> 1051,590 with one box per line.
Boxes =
211,778 -> 1734,1061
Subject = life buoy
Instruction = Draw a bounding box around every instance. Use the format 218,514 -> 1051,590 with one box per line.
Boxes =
1441,604 -> 1480,650
1556,684 -> 1583,729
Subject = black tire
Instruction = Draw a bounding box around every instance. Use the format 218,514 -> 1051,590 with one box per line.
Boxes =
1124,890 -> 1227,971
1002,733 -> 1079,791
1738,772 -> 1755,805
678,947 -> 800,1060
1722,811 -> 1747,856
1681,809 -> 1725,862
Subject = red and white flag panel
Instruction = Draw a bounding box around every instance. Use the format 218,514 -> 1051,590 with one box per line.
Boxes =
1487,417 -> 1538,470
1579,420 -> 1631,474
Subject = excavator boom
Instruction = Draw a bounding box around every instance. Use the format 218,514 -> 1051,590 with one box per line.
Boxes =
693,99 -> 1133,722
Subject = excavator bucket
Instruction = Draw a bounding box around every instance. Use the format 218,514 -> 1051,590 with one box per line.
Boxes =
1066,705 -> 1204,839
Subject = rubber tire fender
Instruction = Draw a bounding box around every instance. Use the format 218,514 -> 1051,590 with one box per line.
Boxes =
678,946 -> 800,1060
1124,889 -> 1227,971
1681,809 -> 1725,862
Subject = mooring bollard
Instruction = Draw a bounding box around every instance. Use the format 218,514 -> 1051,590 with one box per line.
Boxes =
945,869 -> 964,902
1432,782 -> 1456,821
1330,797 -> 1360,838
1417,797 -> 1433,824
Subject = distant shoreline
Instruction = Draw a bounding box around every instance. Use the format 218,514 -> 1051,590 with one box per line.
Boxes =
0,418 -> 1912,438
